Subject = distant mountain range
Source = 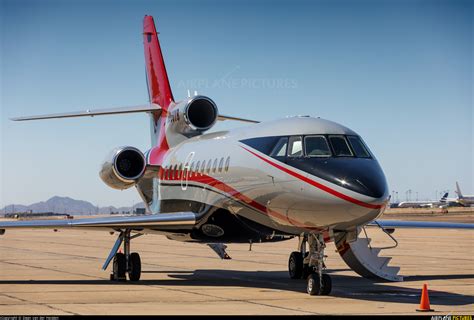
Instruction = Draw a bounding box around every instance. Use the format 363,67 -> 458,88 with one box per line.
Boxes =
1,196 -> 144,215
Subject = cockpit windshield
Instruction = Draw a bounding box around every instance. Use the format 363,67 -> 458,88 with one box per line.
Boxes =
347,136 -> 371,158
288,136 -> 303,157
241,134 -> 373,159
328,135 -> 353,157
305,135 -> 331,157
270,137 -> 288,157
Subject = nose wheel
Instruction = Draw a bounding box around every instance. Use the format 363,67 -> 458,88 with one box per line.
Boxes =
289,233 -> 332,295
288,251 -> 304,279
307,273 -> 332,295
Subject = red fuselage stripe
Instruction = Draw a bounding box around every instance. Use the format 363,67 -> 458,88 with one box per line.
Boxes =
240,146 -> 384,209
159,169 -> 323,230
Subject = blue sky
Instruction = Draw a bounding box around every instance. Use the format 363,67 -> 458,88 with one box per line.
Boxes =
1,0 -> 472,207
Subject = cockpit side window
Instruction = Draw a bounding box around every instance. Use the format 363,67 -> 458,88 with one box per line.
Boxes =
328,135 -> 353,157
304,135 -> 332,157
270,137 -> 288,157
288,136 -> 303,157
347,136 -> 371,158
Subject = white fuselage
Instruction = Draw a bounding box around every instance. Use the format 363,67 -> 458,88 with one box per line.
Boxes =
152,117 -> 390,235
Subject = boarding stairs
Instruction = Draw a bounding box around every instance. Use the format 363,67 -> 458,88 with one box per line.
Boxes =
335,223 -> 403,282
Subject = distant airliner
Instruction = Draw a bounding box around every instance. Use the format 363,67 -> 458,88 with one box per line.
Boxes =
1,16 -> 472,296
455,182 -> 474,207
397,192 -> 449,208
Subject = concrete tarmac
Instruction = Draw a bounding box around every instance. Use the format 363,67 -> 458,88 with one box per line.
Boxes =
0,217 -> 473,315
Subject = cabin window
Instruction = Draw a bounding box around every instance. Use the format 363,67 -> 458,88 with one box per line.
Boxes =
190,162 -> 195,177
212,158 -> 218,173
305,135 -> 331,157
173,164 -> 178,179
288,136 -> 303,157
270,137 -> 288,157
166,166 -> 170,180
200,161 -> 205,175
224,156 -> 230,172
329,135 -> 353,157
218,158 -> 224,172
178,164 -> 183,178
183,162 -> 189,179
195,161 -> 201,176
206,159 -> 212,174
347,136 -> 371,158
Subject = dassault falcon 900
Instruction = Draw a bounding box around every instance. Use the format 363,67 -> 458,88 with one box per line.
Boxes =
2,15 -> 473,296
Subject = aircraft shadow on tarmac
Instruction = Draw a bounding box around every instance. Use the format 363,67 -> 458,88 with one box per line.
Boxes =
1,270 -> 472,306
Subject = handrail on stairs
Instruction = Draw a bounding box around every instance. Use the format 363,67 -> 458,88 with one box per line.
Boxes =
363,221 -> 399,251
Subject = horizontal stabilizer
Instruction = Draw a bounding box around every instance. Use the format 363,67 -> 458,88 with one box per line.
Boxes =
10,104 -> 161,121
11,106 -> 258,124
217,114 -> 259,123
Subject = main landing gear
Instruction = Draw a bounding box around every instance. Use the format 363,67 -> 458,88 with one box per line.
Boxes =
288,233 -> 332,295
107,229 -> 142,282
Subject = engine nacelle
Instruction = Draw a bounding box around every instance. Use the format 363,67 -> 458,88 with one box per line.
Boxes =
100,146 -> 146,190
166,95 -> 218,137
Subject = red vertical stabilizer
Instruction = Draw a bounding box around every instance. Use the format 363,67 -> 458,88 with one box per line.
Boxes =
143,15 -> 173,164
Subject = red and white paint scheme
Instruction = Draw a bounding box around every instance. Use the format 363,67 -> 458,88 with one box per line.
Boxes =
3,15 -> 472,295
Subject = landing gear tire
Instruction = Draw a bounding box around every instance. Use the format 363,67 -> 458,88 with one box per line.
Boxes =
289,251 -> 303,279
307,273 -> 332,296
128,252 -> 141,281
321,274 -> 332,295
302,264 -> 311,280
112,252 -> 126,281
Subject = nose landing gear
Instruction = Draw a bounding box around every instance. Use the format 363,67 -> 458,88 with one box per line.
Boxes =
288,233 -> 332,295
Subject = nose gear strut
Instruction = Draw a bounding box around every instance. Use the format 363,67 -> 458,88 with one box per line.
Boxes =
288,233 -> 332,295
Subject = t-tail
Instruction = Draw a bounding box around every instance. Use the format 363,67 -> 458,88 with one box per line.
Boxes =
456,182 -> 463,198
439,192 -> 449,203
142,15 -> 174,163
9,15 -> 258,201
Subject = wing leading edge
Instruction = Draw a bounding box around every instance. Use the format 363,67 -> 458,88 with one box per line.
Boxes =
0,213 -> 197,232
371,220 -> 474,229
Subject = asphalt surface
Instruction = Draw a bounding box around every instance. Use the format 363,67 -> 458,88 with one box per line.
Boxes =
0,216 -> 473,315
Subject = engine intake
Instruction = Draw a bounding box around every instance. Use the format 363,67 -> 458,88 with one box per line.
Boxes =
167,95 -> 218,138
100,147 -> 146,190
184,96 -> 218,131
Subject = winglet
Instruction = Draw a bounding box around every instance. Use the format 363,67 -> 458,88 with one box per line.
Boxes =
143,15 -> 174,110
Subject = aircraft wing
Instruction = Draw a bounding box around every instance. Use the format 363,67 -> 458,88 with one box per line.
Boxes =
0,213 -> 197,232
371,220 -> 474,229
10,104 -> 162,121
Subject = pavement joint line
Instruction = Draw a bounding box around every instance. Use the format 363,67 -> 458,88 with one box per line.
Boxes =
1,225 -> 472,315
0,239 -> 287,266
0,260 -> 106,280
143,284 -> 318,314
1,292 -> 78,316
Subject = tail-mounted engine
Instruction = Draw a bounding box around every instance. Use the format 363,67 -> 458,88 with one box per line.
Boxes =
100,147 -> 146,190
166,95 -> 218,137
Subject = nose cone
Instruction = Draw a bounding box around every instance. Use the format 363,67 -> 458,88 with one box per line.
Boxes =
288,157 -> 388,199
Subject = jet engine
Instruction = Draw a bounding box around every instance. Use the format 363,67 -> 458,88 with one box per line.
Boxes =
167,95 -> 218,137
100,146 -> 146,190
